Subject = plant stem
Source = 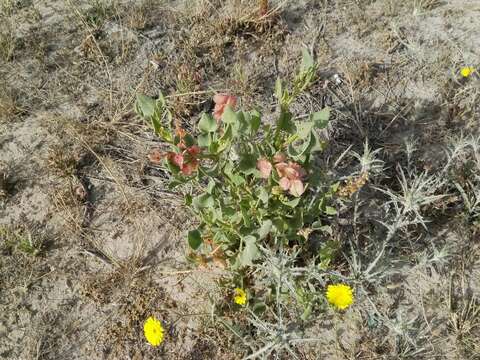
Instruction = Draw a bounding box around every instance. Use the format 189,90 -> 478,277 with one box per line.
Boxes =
259,0 -> 268,16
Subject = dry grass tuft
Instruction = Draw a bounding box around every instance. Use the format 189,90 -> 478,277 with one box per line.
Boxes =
0,21 -> 16,61
447,274 -> 480,358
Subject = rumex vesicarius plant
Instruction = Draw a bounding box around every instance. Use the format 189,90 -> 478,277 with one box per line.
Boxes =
135,50 -> 337,270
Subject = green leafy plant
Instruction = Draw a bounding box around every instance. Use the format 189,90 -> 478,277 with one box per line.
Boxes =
136,51 -> 336,270
82,0 -> 114,29
0,225 -> 44,256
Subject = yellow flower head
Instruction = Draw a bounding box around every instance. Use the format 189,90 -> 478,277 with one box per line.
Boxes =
326,284 -> 354,310
234,288 -> 247,305
143,316 -> 164,347
460,66 -> 475,78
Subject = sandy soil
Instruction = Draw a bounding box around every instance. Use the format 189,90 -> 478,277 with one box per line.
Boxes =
1,0 -> 479,359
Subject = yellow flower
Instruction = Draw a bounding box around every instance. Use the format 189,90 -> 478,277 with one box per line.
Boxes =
234,288 -> 247,305
143,316 -> 164,346
326,284 -> 354,310
460,66 -> 475,78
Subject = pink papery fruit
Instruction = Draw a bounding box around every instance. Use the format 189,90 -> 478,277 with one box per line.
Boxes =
275,161 -> 306,197
257,158 -> 273,179
213,94 -> 237,122
273,152 -> 287,164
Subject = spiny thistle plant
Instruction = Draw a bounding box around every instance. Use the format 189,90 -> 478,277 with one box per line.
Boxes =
135,50 -> 337,271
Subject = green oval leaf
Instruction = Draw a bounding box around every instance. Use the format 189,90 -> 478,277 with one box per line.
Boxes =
275,78 -> 283,100
301,48 -> 314,72
238,235 -> 260,267
198,133 -> 211,147
281,197 -> 301,208
193,193 -> 214,210
278,110 -> 296,134
311,107 -> 330,128
287,131 -> 316,159
188,229 -> 203,250
135,94 -> 156,118
183,133 -> 195,147
231,174 -> 246,186
199,113 -> 218,133
222,105 -> 237,124
217,125 -> 233,152
295,121 -> 314,139
250,110 -> 261,134
207,178 -> 216,193
238,153 -> 257,175
258,220 -> 272,239
256,187 -> 269,204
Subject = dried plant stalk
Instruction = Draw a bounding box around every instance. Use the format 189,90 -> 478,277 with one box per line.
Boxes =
259,0 -> 268,16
